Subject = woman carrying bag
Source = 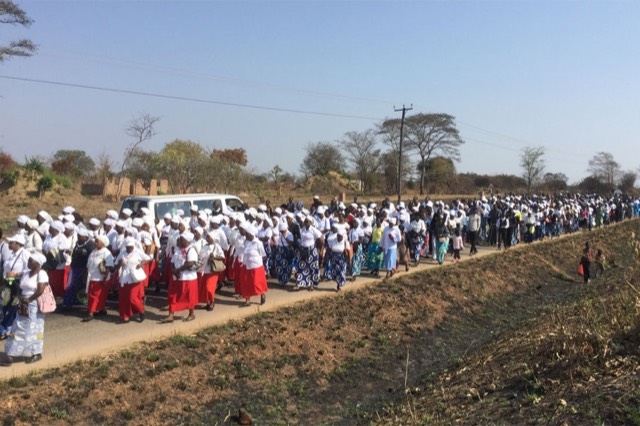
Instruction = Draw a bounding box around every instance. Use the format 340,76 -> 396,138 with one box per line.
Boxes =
1,252 -> 50,366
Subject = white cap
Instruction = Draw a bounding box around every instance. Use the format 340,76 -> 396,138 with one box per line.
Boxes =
190,205 -> 199,212
29,252 -> 47,266
51,221 -> 65,233
106,210 -> 119,220
89,218 -> 101,226
125,237 -> 136,247
62,206 -> 75,215
77,228 -> 90,238
164,212 -> 172,220
122,208 -> 133,216
96,235 -> 109,246
26,219 -> 39,230
17,215 -> 29,224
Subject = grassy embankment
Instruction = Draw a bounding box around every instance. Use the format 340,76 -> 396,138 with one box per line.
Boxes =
0,220 -> 638,425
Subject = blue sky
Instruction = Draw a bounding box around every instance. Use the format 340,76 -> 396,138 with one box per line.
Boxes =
0,0 -> 638,184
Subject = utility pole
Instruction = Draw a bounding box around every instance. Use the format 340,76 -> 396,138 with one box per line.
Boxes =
394,104 -> 412,204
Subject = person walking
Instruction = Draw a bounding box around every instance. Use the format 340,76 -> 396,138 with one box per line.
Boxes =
1,253 -> 49,366
83,236 -> 114,322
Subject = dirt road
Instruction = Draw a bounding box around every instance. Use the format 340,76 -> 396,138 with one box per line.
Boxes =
1,246 -> 498,378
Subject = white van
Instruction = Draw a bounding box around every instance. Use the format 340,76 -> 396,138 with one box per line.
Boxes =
119,193 -> 246,220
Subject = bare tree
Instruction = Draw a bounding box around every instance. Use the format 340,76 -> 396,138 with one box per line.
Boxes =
0,1 -> 37,62
520,146 -> 545,193
270,164 -> 283,196
116,113 -> 160,201
339,130 -> 381,194
588,151 -> 620,188
404,113 -> 464,195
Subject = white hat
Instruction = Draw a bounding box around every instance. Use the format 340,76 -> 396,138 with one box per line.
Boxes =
194,226 -> 204,235
115,220 -> 127,228
190,205 -> 199,212
89,218 -> 101,226
131,218 -> 144,228
163,212 -> 172,220
389,218 -> 397,225
8,234 -> 26,245
29,252 -> 47,266
122,208 -> 133,217
180,231 -> 194,242
258,204 -> 267,212
51,221 -> 65,233
313,195 -> 320,200
210,215 -> 222,225
206,231 -> 218,242
37,210 -> 51,220
140,207 -> 150,215
176,209 -> 185,217
26,219 -> 39,230
64,222 -> 75,231
17,215 -> 29,224
77,228 -> 90,238
274,207 -> 283,215
125,237 -> 136,247
96,235 -> 109,246
62,206 -> 75,215
170,216 -> 180,224
63,214 -> 75,223
278,222 -> 288,231
106,210 -> 119,220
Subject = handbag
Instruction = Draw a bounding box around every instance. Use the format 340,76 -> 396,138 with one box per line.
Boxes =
37,283 -> 57,313
98,260 -> 108,275
209,257 -> 226,273
131,266 -> 147,283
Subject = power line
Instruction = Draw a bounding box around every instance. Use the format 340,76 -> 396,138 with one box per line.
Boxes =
0,75 -> 383,121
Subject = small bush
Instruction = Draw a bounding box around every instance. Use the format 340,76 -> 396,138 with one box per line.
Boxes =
37,175 -> 54,197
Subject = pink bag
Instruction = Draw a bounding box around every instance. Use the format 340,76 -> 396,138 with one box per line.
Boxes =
37,283 -> 57,313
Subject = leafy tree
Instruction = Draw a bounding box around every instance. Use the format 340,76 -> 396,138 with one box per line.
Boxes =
0,149 -> 18,191
0,1 -> 36,63
619,171 -> 636,193
211,148 -> 248,166
23,155 -> 45,180
36,174 -> 53,198
520,146 -> 545,193
125,149 -> 158,195
588,151 -> 620,188
339,130 -> 381,194
51,150 -> 95,179
419,156 -> 456,193
578,176 -> 611,194
404,113 -> 464,195
116,113 -> 160,200
542,172 -> 568,192
270,164 -> 284,196
94,152 -> 114,195
300,141 -> 345,178
156,139 -> 209,194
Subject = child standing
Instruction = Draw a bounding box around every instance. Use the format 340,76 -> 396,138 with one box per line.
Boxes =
452,229 -> 464,262
594,249 -> 606,278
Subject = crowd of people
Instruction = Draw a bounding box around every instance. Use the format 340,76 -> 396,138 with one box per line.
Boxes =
0,191 -> 637,365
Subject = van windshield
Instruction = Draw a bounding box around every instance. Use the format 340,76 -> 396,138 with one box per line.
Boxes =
120,199 -> 148,216
155,201 -> 192,220
225,198 -> 245,212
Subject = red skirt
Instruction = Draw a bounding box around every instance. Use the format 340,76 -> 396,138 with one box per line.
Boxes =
149,259 -> 161,284
199,272 -> 219,304
232,258 -> 242,294
48,266 -> 70,298
118,282 -> 144,319
87,279 -> 109,313
239,265 -> 268,298
168,278 -> 198,312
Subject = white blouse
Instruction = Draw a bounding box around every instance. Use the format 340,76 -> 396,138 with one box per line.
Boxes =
242,239 -> 266,270
299,226 -> 322,248
87,247 -> 115,281
171,245 -> 199,281
116,249 -> 151,285
199,242 -> 224,274
20,270 -> 48,298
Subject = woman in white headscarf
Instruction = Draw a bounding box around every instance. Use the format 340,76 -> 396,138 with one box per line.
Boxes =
1,252 -> 49,365
115,237 -> 151,323
83,236 -> 114,322
42,221 -> 70,298
238,223 -> 268,306
197,231 -> 225,311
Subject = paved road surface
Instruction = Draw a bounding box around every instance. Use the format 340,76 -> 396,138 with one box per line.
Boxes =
1,245 -> 499,378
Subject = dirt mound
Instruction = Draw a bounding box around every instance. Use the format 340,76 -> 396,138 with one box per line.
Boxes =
0,221 -> 638,425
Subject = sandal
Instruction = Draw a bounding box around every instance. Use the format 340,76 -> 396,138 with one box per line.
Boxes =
260,294 -> 266,305
183,315 -> 195,322
25,354 -> 42,364
160,317 -> 174,324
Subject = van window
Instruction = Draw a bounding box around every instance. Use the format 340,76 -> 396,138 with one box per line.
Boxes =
154,201 -> 192,220
121,199 -> 148,216
225,198 -> 245,212
194,199 -> 215,212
